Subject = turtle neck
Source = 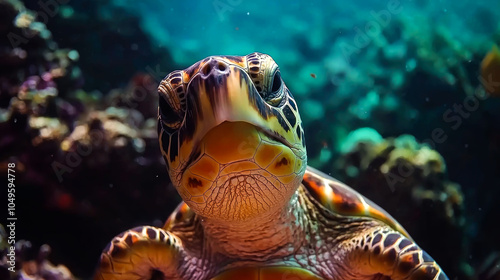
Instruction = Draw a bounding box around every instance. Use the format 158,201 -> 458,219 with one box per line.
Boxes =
200,188 -> 312,261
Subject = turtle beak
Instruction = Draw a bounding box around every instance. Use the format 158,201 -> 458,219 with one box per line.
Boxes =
187,58 -> 268,135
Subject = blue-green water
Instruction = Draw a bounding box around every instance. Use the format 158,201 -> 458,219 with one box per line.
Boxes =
1,0 -> 500,279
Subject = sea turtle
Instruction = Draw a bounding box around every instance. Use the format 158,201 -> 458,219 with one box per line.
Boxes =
94,53 -> 449,280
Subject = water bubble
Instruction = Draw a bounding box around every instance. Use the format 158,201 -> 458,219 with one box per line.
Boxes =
405,59 -> 417,72
68,50 -> 79,61
60,5 -> 74,18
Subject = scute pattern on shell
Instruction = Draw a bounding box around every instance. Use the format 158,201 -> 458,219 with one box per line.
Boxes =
302,167 -> 410,239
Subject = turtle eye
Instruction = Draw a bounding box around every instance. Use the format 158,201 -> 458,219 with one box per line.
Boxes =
158,74 -> 186,132
264,71 -> 284,107
271,71 -> 282,93
159,95 -> 183,125
245,52 -> 284,106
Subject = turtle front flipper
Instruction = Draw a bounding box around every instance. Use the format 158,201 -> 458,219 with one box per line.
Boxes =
94,226 -> 185,280
342,226 -> 449,280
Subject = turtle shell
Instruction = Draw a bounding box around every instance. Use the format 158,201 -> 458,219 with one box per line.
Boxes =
302,166 -> 411,239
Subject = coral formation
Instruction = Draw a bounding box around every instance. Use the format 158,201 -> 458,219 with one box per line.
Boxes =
336,129 -> 471,279
0,0 -> 179,276
21,0 -> 175,93
481,45 -> 500,96
0,0 -> 83,102
0,223 -> 75,280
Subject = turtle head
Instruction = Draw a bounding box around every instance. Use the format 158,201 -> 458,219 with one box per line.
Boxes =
158,53 -> 307,222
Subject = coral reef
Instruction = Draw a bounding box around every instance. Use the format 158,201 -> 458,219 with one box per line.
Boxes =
21,0 -> 175,93
0,0 -> 499,278
0,0 -> 179,277
336,128 -> 471,279
0,75 -> 177,276
0,223 -> 75,280
0,0 -> 83,104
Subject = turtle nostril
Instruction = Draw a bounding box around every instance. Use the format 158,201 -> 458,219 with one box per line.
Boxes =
201,63 -> 211,76
150,269 -> 165,280
217,62 -> 227,71
200,60 -> 228,77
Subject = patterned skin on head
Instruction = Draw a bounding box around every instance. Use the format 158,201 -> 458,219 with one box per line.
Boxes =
157,53 -> 307,222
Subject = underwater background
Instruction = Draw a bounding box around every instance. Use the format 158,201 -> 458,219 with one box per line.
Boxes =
0,0 -> 499,279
